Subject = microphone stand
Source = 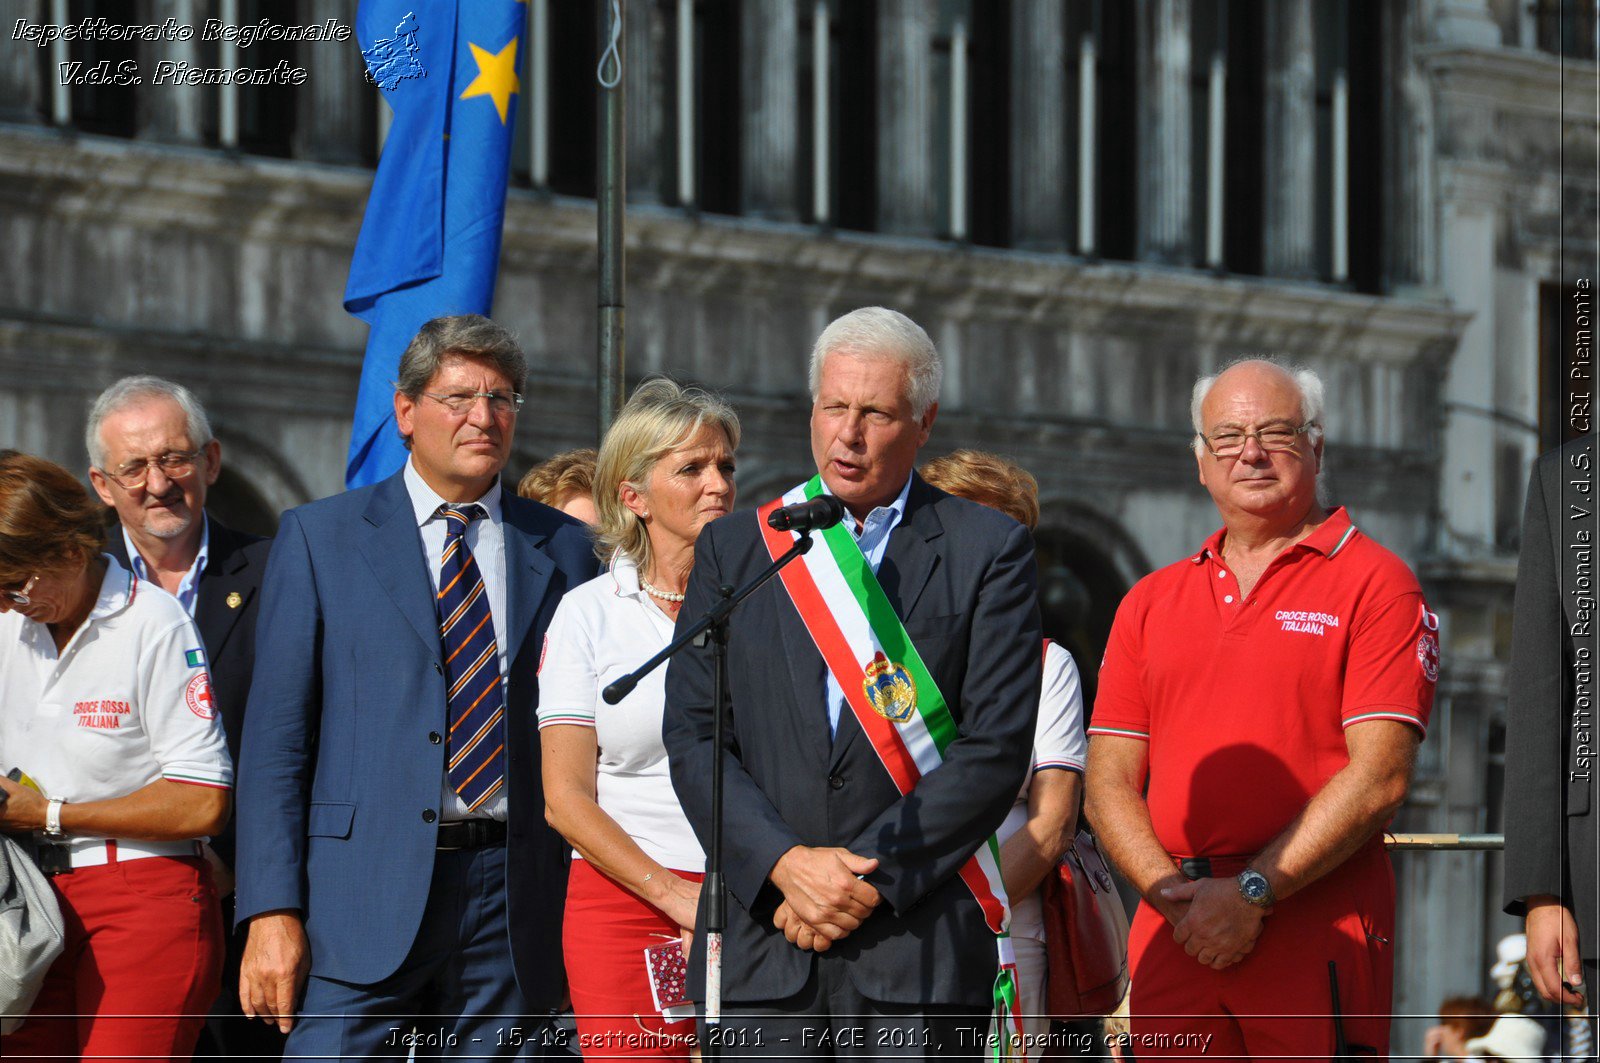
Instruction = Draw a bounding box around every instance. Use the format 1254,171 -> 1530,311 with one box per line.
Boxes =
603,531 -> 817,1060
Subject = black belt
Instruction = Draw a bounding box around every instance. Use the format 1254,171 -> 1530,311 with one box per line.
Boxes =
1175,855 -> 1250,879
435,819 -> 506,851
37,842 -> 72,877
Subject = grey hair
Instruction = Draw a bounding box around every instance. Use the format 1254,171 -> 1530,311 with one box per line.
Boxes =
396,315 -> 528,400
395,315 -> 528,448
86,375 -> 214,469
1189,357 -> 1326,456
593,378 -> 742,572
808,307 -> 942,419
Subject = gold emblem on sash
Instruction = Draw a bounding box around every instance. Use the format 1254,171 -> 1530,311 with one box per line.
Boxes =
862,651 -> 916,724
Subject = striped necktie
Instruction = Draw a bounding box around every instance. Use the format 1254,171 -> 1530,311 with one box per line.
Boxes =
437,504 -> 505,813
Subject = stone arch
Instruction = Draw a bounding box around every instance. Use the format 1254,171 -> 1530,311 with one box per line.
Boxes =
1033,500 -> 1149,714
210,427 -> 315,535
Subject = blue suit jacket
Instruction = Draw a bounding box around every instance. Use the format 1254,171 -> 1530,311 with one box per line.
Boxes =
235,470 -> 598,1001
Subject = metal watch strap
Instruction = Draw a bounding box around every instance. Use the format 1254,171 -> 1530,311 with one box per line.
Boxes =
1238,867 -> 1275,907
44,797 -> 65,838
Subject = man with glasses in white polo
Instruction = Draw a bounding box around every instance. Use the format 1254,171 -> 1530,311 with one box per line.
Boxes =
86,375 -> 278,1060
1086,359 -> 1437,1057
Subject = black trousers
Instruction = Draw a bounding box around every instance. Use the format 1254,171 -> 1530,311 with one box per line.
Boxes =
701,953 -> 988,1060
193,892 -> 287,1060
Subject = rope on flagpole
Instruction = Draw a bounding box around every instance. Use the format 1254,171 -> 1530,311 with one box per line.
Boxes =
597,0 -> 623,88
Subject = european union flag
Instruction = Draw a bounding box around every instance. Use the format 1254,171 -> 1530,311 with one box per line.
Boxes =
344,0 -> 524,488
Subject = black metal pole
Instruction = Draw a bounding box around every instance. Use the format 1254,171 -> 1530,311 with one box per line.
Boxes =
601,535 -> 816,1057
702,583 -> 731,1061
597,0 -> 626,438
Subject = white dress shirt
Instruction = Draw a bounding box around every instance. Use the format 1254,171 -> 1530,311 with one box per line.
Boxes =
403,459 -> 509,822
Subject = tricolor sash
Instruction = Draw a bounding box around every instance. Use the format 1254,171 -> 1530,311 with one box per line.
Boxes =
758,476 -> 1026,1063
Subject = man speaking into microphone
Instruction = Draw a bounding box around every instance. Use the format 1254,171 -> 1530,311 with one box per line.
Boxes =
663,307 -> 1043,1058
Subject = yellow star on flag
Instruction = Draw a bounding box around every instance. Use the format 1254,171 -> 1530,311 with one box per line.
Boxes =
460,37 -> 520,124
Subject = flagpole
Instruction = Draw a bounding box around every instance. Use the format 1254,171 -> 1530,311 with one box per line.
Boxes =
597,0 -> 627,439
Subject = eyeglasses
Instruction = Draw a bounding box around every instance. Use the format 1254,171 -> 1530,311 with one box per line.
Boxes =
422,390 -> 524,417
1,575 -> 39,606
102,449 -> 204,489
1198,421 -> 1317,459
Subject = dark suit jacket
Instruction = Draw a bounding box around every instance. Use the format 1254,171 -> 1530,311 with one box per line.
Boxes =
1504,435 -> 1600,960
234,470 -> 599,999
108,517 -> 270,867
663,474 -> 1042,1007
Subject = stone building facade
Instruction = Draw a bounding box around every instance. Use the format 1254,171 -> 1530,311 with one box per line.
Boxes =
0,0 -> 1594,1046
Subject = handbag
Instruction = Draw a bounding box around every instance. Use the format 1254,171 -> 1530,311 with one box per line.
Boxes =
1040,827 -> 1130,1018
0,833 -> 66,1034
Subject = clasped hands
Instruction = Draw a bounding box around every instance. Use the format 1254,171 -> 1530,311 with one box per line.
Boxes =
1158,875 -> 1268,971
770,845 -> 883,953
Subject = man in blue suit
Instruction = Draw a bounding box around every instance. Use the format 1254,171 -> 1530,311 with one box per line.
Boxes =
234,315 -> 598,1059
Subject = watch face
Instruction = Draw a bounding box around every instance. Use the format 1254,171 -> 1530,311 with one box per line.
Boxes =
1240,872 -> 1269,900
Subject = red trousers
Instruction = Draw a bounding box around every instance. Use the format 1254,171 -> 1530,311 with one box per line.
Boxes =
6,854 -> 224,1063
564,858 -> 703,1060
1126,843 -> 1395,1060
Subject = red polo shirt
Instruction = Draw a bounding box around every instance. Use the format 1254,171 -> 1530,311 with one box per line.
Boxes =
1088,507 -> 1437,859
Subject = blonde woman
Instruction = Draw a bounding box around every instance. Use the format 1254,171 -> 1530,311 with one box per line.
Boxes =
920,449 -> 1086,1042
539,379 -> 739,1057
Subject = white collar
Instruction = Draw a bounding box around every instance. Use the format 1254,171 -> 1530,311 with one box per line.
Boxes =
403,458 -> 503,527
608,552 -> 649,601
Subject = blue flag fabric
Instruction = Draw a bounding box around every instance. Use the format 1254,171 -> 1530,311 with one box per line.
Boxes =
344,0 -> 524,488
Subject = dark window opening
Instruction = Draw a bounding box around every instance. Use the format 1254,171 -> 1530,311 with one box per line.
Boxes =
695,0 -> 741,216
1347,0 -> 1384,294
547,0 -> 599,197
65,0 -> 138,138
234,0 -> 298,157
1222,0 -> 1264,276
833,0 -> 877,232
1095,0 -> 1137,261
966,0 -> 1009,248
1535,0 -> 1598,59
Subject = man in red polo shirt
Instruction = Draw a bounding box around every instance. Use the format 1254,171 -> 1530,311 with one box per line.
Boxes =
1086,359 -> 1437,1058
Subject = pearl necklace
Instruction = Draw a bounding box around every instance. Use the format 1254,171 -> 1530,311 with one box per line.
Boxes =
640,575 -> 685,603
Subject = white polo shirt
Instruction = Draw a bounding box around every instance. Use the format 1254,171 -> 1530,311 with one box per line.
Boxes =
1001,640 -> 1088,943
0,556 -> 232,817
537,555 -> 704,872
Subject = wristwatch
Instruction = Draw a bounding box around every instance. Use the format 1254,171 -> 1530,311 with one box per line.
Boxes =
44,797 -> 65,838
1236,867 -> 1275,908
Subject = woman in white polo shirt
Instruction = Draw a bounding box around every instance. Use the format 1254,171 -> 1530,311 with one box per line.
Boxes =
0,453 -> 231,1062
540,380 -> 739,1058
920,450 -> 1086,1043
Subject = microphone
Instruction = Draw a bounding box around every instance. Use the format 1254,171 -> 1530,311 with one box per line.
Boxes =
766,495 -> 847,534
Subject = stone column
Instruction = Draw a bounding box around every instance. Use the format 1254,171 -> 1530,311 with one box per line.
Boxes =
1009,0 -> 1067,249
626,0 -> 667,204
1262,0 -> 1317,279
0,0 -> 43,122
1136,0 -> 1193,265
1384,0 -> 1433,289
876,0 -> 936,237
137,0 -> 204,143
1432,0 -> 1501,46
741,0 -> 800,220
293,0 -> 368,163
